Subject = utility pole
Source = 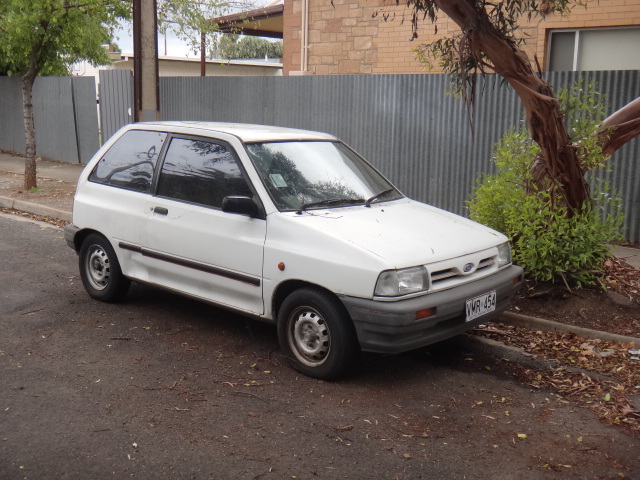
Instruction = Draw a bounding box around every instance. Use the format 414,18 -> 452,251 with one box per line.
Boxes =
200,31 -> 206,77
133,0 -> 160,122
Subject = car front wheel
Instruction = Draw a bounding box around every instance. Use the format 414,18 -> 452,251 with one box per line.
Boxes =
79,233 -> 130,302
278,287 -> 359,380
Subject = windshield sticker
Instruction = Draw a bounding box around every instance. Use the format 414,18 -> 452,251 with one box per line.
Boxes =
269,173 -> 288,188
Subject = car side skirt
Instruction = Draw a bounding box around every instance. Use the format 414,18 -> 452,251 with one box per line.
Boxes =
118,241 -> 261,287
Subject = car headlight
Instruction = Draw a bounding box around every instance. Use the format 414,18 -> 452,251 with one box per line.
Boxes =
497,242 -> 512,268
374,266 -> 429,297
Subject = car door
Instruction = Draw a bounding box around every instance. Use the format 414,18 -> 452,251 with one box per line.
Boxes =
81,129 -> 168,280
140,135 -> 267,315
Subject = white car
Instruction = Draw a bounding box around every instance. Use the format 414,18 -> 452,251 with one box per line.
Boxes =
65,122 -> 523,379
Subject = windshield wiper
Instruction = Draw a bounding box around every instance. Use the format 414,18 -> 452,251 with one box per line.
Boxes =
365,188 -> 395,207
296,197 -> 365,215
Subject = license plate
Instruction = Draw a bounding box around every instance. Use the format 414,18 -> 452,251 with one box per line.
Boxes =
465,291 -> 496,322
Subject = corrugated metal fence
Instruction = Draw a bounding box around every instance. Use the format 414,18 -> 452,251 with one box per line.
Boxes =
0,76 -> 99,164
99,70 -> 133,142
0,71 -> 638,242
161,71 -> 639,244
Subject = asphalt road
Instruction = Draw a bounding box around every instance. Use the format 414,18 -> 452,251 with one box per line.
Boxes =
1,213 -> 639,480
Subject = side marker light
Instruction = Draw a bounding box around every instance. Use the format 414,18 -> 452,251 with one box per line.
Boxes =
415,308 -> 435,320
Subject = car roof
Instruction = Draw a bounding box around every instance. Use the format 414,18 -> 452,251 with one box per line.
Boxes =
132,121 -> 338,143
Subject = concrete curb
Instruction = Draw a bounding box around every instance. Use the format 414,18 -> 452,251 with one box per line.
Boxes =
0,195 -> 72,222
499,311 -> 639,347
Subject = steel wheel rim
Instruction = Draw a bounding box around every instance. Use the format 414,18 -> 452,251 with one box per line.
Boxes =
85,244 -> 111,291
288,307 -> 331,367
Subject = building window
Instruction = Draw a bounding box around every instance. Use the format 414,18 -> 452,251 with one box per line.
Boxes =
548,27 -> 640,71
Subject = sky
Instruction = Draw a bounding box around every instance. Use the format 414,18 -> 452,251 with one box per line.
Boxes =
114,22 -> 199,58
112,0 -> 273,59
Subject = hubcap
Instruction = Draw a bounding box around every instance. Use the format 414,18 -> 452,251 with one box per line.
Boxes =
289,308 -> 330,366
86,245 -> 110,291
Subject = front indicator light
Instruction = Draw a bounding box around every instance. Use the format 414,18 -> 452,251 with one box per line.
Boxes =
415,308 -> 435,320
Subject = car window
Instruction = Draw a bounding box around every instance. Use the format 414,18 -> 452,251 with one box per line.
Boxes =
89,130 -> 166,193
156,137 -> 252,208
246,141 -> 402,211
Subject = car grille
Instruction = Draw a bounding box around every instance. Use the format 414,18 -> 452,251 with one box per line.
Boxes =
429,256 -> 497,289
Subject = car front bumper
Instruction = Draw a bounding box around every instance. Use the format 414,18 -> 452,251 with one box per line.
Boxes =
339,265 -> 524,354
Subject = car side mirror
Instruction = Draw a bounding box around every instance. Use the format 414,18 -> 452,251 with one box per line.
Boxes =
222,196 -> 260,218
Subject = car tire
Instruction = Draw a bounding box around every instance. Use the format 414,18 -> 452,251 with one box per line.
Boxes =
278,287 -> 359,380
79,233 -> 131,302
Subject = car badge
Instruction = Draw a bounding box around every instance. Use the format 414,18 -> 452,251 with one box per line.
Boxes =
463,263 -> 475,273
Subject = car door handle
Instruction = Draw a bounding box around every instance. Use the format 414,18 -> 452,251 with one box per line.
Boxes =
153,206 -> 168,215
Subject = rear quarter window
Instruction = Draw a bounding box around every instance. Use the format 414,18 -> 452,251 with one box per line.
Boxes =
89,130 -> 167,193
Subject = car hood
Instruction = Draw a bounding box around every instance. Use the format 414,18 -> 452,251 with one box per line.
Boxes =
280,199 -> 506,268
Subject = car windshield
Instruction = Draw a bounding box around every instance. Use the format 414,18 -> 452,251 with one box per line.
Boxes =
246,141 -> 403,212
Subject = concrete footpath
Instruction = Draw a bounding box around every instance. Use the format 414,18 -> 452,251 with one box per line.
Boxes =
0,152 -> 82,222
1,151 -> 638,346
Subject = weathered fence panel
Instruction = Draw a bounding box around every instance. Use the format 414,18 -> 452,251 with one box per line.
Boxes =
1,70 -> 637,243
99,69 -> 133,143
0,78 -> 24,153
0,76 -> 99,164
70,77 -> 101,165
161,72 -> 639,243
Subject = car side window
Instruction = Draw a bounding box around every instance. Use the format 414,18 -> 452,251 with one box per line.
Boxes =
156,138 -> 252,208
89,130 -> 166,193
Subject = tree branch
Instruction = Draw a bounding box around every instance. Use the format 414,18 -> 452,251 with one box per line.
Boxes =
423,0 -> 589,209
600,118 -> 640,157
602,97 -> 640,129
599,97 -> 640,156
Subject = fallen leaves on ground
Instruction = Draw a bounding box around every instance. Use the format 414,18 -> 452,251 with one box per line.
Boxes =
473,323 -> 640,433
605,256 -> 640,298
0,207 -> 69,228
509,257 -> 639,338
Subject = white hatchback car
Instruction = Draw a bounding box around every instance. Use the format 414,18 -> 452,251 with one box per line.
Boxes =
65,122 -> 523,379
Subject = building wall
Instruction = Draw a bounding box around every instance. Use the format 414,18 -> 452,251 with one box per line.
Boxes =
283,0 -> 303,74
532,0 -> 640,67
283,0 -> 640,75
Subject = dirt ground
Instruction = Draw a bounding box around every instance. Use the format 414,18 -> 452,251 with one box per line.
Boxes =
509,261 -> 640,338
0,163 -> 77,213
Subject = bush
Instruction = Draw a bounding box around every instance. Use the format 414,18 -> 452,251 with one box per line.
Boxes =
468,81 -> 624,287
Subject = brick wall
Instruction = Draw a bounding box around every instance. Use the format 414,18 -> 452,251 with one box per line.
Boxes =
283,0 -> 640,75
283,0 -> 302,75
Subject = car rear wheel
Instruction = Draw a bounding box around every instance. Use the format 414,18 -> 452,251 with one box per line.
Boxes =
278,287 -> 358,380
79,233 -> 130,302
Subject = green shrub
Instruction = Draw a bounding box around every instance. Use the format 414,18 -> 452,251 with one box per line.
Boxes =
468,81 -> 624,287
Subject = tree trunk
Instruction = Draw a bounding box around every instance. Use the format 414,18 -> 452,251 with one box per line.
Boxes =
431,0 -> 590,210
20,74 -> 38,191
